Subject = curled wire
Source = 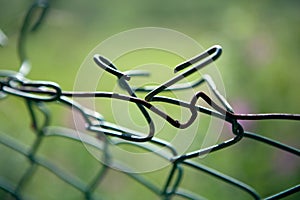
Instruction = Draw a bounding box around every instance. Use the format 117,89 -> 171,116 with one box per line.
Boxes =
144,45 -> 222,101
93,54 -> 154,142
0,0 -> 299,199
1,76 -> 61,102
118,46 -> 222,93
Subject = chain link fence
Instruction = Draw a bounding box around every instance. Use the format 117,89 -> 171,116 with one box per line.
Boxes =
1,1 -> 299,199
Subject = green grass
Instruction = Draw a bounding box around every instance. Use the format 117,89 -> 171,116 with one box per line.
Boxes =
1,0 -> 299,199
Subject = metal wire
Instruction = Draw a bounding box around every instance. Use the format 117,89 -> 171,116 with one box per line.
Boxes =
0,0 -> 299,199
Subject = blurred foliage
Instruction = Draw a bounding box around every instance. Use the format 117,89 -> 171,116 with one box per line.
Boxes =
0,0 -> 299,199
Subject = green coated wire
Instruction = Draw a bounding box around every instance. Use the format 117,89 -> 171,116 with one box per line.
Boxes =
0,0 -> 299,199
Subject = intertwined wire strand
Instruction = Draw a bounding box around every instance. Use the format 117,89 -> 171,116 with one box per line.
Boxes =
0,1 -> 299,199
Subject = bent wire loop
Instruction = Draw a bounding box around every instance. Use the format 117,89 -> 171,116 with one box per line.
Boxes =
144,45 -> 222,101
1,0 -> 300,199
93,54 -> 153,142
92,54 -> 203,135
0,74 -> 61,102
118,45 -> 222,95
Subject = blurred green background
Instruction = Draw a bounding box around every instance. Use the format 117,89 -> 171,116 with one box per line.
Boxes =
0,0 -> 299,199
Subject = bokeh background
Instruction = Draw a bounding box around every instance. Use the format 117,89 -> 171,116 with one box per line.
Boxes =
0,0 -> 299,199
